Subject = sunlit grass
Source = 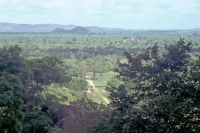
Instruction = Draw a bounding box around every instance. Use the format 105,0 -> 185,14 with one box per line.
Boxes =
88,71 -> 118,86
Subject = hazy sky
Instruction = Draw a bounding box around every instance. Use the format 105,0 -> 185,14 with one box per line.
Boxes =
0,0 -> 199,29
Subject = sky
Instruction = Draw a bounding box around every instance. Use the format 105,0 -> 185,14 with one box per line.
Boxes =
0,0 -> 199,29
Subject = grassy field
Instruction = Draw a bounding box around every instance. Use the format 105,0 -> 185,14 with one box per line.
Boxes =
89,88 -> 110,104
87,71 -> 118,86
86,71 -> 118,104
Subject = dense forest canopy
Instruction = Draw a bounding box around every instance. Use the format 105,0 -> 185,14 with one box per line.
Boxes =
90,39 -> 200,132
0,31 -> 200,132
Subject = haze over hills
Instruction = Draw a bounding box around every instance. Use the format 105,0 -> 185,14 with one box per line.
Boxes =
0,22 -> 77,32
0,22 -> 199,34
0,22 -> 126,33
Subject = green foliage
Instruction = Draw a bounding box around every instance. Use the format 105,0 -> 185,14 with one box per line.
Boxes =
26,55 -> 69,88
72,37 -> 76,41
107,76 -> 122,88
91,39 -> 200,133
0,45 -> 74,133
42,84 -> 76,105
0,45 -> 25,133
22,111 -> 53,133
1,32 -> 200,133
22,56 -> 71,132
66,77 -> 88,91
51,94 -> 106,133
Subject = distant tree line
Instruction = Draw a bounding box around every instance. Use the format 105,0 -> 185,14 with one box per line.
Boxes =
46,46 -> 140,59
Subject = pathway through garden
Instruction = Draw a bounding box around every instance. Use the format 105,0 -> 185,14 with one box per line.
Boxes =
86,79 -> 110,104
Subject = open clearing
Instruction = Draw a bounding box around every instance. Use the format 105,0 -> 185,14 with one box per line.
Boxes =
85,71 -> 118,104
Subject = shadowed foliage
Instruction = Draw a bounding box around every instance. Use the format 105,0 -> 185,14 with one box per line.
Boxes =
0,45 -> 72,133
0,45 -> 25,133
90,39 -> 200,133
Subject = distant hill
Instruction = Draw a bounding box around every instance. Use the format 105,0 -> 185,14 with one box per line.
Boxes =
0,22 -> 199,34
0,22 -> 126,33
52,28 -> 68,33
52,26 -> 90,34
194,28 -> 200,31
70,26 -> 89,34
0,22 -> 77,32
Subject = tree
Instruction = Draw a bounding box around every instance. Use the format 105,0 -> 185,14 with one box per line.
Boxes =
107,77 -> 122,89
66,77 -> 88,91
0,45 -> 93,133
77,61 -> 88,78
42,83 -> 76,105
0,45 -> 25,133
26,55 -> 69,89
22,110 -> 53,133
22,84 -> 76,133
51,94 -> 106,133
22,56 -> 71,133
90,39 -> 200,133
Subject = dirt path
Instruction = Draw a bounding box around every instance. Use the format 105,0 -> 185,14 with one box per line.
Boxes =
86,79 -> 110,105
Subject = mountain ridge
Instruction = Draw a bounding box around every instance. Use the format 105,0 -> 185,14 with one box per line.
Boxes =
0,22 -> 199,33
0,22 -> 124,33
